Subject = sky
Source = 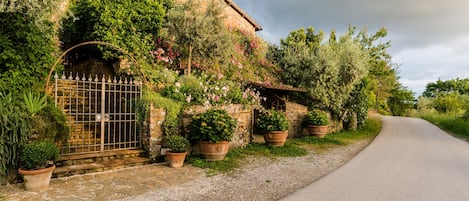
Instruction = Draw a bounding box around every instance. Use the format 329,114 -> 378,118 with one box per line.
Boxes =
233,0 -> 469,96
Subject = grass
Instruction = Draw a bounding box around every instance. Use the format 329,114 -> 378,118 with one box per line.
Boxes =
294,116 -> 381,148
187,142 -> 308,174
188,116 -> 382,173
420,113 -> 469,141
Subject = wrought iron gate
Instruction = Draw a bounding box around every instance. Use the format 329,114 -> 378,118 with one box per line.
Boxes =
53,73 -> 142,155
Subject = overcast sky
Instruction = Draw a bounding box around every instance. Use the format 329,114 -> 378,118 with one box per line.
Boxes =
233,0 -> 469,96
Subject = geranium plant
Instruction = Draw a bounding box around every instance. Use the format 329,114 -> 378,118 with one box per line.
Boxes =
256,109 -> 290,132
188,109 -> 236,143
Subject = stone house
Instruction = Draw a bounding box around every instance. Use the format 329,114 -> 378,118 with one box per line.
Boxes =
175,0 -> 262,34
49,0 -> 318,179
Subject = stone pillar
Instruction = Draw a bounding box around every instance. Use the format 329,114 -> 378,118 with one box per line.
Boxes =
143,104 -> 166,160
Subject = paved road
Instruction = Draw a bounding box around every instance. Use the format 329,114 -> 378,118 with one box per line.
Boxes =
281,116 -> 469,201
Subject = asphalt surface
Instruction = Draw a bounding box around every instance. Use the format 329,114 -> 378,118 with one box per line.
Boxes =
281,116 -> 469,201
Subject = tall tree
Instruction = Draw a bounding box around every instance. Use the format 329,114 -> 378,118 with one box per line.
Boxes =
388,84 -> 415,116
60,0 -> 166,60
422,78 -> 469,97
351,26 -> 399,113
164,0 -> 232,75
277,27 -> 369,116
0,1 -> 59,94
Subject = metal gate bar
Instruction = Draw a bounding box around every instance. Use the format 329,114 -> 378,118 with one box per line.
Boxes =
53,73 -> 142,155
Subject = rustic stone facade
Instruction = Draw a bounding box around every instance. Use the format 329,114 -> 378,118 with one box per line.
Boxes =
142,105 -> 165,160
285,102 -> 309,137
286,103 -> 344,137
145,104 -> 253,158
175,0 -> 262,34
222,0 -> 262,34
182,104 -> 253,148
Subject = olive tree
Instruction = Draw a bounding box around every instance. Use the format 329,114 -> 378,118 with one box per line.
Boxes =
278,27 -> 369,116
164,0 -> 232,75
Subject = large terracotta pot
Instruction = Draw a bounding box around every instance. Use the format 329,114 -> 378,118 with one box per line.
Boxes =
307,125 -> 328,138
166,151 -> 188,168
197,141 -> 230,161
18,164 -> 56,191
264,130 -> 288,146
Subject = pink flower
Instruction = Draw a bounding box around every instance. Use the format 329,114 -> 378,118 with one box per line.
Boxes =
157,48 -> 165,54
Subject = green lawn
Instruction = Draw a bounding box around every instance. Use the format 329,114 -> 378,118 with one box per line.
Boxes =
188,116 -> 382,173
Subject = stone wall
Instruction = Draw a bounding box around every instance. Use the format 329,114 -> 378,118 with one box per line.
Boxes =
144,104 -> 253,158
175,0 -> 260,34
285,102 -> 309,137
182,104 -> 253,148
222,2 -> 259,34
328,115 -> 344,134
286,103 -> 344,137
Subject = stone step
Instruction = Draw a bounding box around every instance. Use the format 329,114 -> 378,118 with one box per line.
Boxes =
57,149 -> 145,164
54,149 -> 151,178
53,156 -> 152,178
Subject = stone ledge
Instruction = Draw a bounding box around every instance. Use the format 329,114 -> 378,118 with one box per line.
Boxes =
53,156 -> 152,178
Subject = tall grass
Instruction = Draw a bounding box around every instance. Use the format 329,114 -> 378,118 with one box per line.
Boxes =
420,112 -> 469,141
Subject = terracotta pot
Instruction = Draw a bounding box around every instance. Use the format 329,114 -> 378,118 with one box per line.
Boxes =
18,164 -> 56,191
264,130 -> 288,146
166,151 -> 187,168
197,141 -> 230,161
307,125 -> 328,138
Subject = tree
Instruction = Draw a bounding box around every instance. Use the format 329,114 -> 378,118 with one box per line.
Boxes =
0,0 -> 58,17
388,85 -> 415,116
350,26 -> 399,113
60,0 -> 166,61
277,27 -> 369,116
432,92 -> 468,114
164,0 -> 232,75
0,5 -> 58,94
422,78 -> 469,97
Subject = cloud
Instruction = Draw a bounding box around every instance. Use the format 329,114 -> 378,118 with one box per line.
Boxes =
233,0 -> 469,95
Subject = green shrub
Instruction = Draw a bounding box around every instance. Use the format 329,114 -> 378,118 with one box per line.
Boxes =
256,109 -> 290,132
23,91 -> 48,115
19,141 -> 59,170
61,0 -> 166,61
165,135 -> 190,153
34,104 -> 70,145
189,109 -> 236,143
303,110 -> 329,126
0,93 -> 32,176
0,12 -> 57,94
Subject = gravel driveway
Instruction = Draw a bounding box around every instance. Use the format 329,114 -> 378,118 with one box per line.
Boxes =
117,139 -> 372,201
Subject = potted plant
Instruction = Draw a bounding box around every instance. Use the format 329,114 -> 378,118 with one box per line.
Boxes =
303,110 -> 329,138
18,140 -> 59,191
164,134 -> 190,168
189,109 -> 236,161
256,109 -> 290,146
